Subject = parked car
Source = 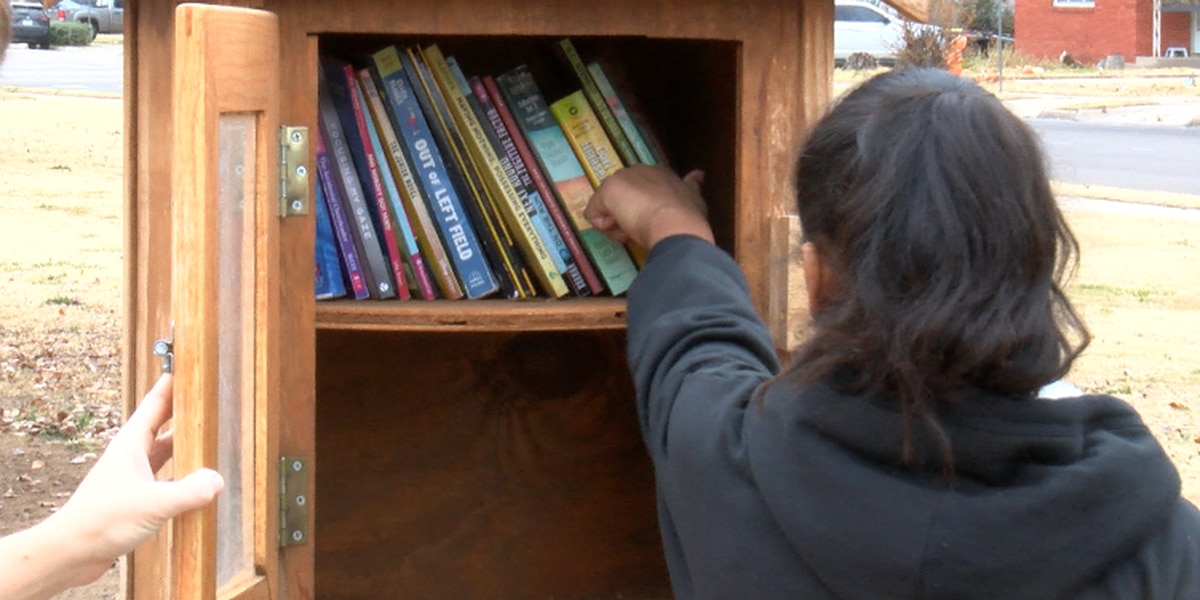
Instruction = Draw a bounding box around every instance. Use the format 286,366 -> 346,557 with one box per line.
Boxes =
9,1 -> 52,50
49,0 -> 83,21
834,0 -> 906,67
50,0 -> 122,40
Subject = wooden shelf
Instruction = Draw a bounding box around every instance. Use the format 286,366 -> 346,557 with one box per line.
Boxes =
315,297 -> 628,331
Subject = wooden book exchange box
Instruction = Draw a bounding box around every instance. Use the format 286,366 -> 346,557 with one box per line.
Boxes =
121,0 -> 926,597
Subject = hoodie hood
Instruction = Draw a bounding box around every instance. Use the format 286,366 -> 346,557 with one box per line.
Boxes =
746,377 -> 1181,599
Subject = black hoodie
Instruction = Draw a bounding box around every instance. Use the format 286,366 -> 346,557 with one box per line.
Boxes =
626,235 -> 1200,599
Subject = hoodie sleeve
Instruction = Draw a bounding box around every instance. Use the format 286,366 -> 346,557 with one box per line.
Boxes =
625,235 -> 781,459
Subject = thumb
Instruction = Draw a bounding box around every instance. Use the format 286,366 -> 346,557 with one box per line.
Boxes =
154,468 -> 225,518
682,169 -> 705,192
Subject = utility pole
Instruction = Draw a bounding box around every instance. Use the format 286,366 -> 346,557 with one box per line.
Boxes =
997,0 -> 1004,93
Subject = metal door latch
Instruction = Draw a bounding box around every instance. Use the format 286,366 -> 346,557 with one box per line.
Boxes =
153,322 -> 174,374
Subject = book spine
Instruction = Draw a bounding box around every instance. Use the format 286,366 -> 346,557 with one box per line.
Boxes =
556,38 -> 638,167
551,90 -> 650,268
313,150 -> 349,301
406,47 -> 529,300
550,90 -> 624,187
495,66 -> 638,296
484,74 -> 604,296
369,55 -> 464,300
314,129 -> 370,300
423,45 -> 569,299
370,45 -> 499,300
470,74 -> 593,297
339,61 -> 410,300
404,48 -> 522,299
357,68 -> 438,300
448,60 -> 576,297
317,77 -> 396,300
587,61 -> 657,166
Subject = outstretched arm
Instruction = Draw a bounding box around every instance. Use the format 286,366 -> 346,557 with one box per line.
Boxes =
0,374 -> 224,600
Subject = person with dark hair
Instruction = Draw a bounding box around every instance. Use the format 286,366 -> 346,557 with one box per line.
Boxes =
585,67 -> 1200,599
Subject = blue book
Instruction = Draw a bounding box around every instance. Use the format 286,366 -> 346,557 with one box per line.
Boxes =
314,179 -> 348,300
315,131 -> 370,300
371,46 -> 499,300
317,67 -> 396,300
356,68 -> 439,300
321,57 -> 405,299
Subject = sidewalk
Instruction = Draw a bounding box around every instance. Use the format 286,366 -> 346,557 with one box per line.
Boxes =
1002,94 -> 1200,128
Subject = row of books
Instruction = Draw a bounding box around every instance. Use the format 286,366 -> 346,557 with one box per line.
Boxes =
313,39 -> 669,302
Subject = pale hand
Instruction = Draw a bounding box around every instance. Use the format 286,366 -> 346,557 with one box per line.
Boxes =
0,374 -> 224,600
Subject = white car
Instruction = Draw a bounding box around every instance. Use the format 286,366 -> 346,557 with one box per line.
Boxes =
834,0 -> 907,67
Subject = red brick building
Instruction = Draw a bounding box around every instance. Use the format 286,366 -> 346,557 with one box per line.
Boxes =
1015,0 -> 1199,64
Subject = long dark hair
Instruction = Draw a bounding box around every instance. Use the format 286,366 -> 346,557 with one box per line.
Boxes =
791,68 -> 1091,466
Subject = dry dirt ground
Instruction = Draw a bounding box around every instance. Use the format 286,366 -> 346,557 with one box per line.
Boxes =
0,90 -> 124,598
0,67 -> 1197,598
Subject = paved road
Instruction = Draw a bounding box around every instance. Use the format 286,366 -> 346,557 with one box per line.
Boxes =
0,41 -> 123,95
1029,118 -> 1200,197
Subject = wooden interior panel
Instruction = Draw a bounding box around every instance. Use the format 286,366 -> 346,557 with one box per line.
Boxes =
315,329 -> 668,599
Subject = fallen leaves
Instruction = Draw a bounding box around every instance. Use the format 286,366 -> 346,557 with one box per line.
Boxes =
69,452 -> 97,464
0,440 -> 98,534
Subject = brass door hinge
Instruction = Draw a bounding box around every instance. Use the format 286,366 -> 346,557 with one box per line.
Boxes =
279,126 -> 309,217
279,456 -> 309,547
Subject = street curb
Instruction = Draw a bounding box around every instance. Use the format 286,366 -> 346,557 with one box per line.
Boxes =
0,87 -> 121,100
1037,108 -> 1078,120
1052,182 -> 1200,210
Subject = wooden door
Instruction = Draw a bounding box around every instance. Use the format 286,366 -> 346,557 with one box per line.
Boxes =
170,4 -> 293,599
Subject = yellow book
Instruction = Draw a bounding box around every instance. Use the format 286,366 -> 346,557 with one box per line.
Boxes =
422,44 -> 569,299
550,91 -> 647,265
549,90 -> 625,187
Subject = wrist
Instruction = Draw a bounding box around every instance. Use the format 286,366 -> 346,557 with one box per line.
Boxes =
643,206 -> 714,249
37,511 -> 112,586
0,516 -> 102,600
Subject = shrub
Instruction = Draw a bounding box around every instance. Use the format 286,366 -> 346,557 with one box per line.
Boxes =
50,22 -> 93,47
845,52 -> 880,71
896,23 -> 948,69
